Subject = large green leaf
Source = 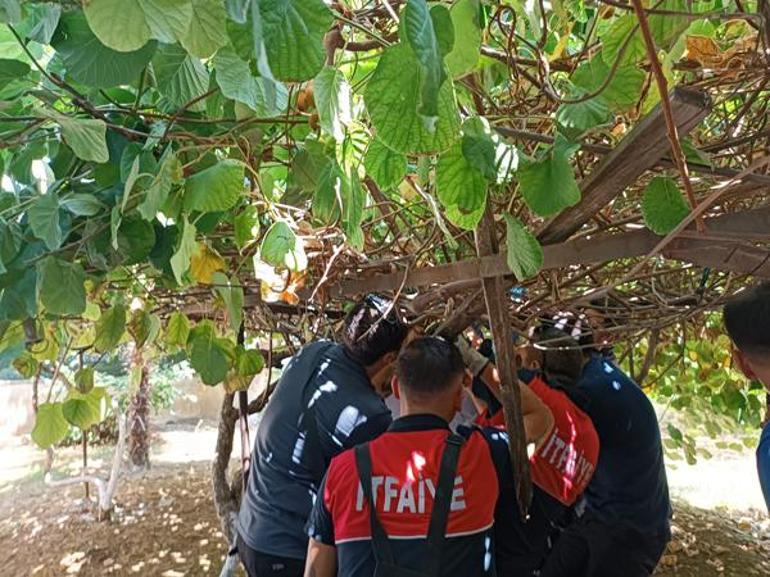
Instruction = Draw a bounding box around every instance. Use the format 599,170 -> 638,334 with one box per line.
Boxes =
641,176 -> 690,235
460,117 -> 497,182
518,137 -> 581,217
0,0 -> 21,24
556,89 -> 613,139
0,58 -> 29,89
24,2 -> 62,44
94,304 -> 126,353
138,151 -> 183,220
602,14 -> 646,65
153,43 -> 209,111
37,257 -> 86,316
256,0 -> 334,82
84,0 -> 152,52
436,141 -> 487,223
56,116 -> 109,164
342,173 -> 365,251
649,0 -> 689,50
404,0 -> 447,122
28,193 -> 62,250
260,221 -> 306,271
364,139 -> 407,191
213,49 -> 288,116
52,12 -> 157,89
212,272 -> 244,334
180,0 -> 229,58
61,194 -> 105,217
445,0 -> 481,77
365,43 -> 460,154
504,214 -> 543,281
165,311 -> 191,348
129,309 -> 161,348
571,56 -> 646,112
62,392 -> 102,430
187,321 -> 232,385
0,268 -> 37,320
234,205 -> 260,250
314,66 -> 352,142
139,0 -> 194,44
31,403 -> 69,449
171,217 -> 197,284
183,159 -> 244,213
0,217 -> 21,270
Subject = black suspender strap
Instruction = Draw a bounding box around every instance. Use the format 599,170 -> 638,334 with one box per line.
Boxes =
354,433 -> 466,577
424,434 -> 464,577
354,443 -> 398,566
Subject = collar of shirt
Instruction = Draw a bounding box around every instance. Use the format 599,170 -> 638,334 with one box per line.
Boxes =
388,413 -> 450,433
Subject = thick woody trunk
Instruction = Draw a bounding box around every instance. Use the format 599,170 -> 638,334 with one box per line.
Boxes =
128,350 -> 151,469
212,393 -> 239,542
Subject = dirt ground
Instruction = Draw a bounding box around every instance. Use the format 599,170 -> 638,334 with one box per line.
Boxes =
0,460 -> 768,577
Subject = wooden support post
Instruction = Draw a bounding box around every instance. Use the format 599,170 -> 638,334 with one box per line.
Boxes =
475,207 -> 532,516
537,87 -> 711,245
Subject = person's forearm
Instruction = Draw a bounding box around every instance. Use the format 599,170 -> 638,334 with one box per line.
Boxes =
305,540 -> 337,577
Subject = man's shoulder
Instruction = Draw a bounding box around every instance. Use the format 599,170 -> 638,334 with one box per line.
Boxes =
758,422 -> 770,452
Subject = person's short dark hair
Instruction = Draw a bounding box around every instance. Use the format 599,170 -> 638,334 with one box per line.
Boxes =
342,295 -> 409,367
534,327 -> 583,389
396,337 -> 465,398
724,282 -> 770,361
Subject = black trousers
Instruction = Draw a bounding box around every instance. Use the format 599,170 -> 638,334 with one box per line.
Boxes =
236,535 -> 305,577
538,517 -> 670,577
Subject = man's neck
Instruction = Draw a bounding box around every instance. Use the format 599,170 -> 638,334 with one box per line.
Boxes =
399,403 -> 455,423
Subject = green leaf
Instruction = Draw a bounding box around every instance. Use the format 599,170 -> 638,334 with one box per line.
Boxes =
187,321 -> 231,385
94,305 -> 126,353
0,58 -> 29,89
129,309 -> 161,348
61,194 -> 104,217
460,117 -> 497,182
260,221 -> 306,271
314,66 -> 352,142
312,162 -> 341,224
165,311 -> 191,348
63,392 -> 102,430
404,0 -> 447,123
430,5 -> 454,56
180,0 -> 229,58
213,48 -> 288,116
171,217 -> 197,284
138,0 -> 194,44
12,353 -> 38,379
667,423 -> 684,443
571,56 -> 646,112
212,272 -> 244,334
255,0 -> 334,82
518,137 -> 581,217
226,345 -> 264,392
25,3 -> 62,44
84,0 -> 152,52
641,176 -> 690,235
445,0 -> 481,77
342,173 -> 365,251
37,257 -> 86,316
183,159 -> 244,213
504,214 -> 543,281
153,43 -> 209,111
602,14 -> 646,66
365,43 -> 460,154
436,141 -> 487,223
52,12 -> 157,89
31,403 -> 69,449
444,202 -> 484,232
0,0 -> 21,24
0,217 -> 21,272
649,0 -> 689,50
234,205 -> 260,250
40,109 -> 110,164
138,151 -> 183,220
28,193 -> 62,250
226,0 -> 250,22
364,139 -> 407,191
74,367 -> 95,394
556,89 -> 613,139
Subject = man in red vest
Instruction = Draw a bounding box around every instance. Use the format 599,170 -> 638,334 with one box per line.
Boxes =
303,337 -> 554,577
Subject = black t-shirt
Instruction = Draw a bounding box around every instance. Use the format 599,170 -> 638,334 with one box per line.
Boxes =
306,414 -> 501,577
237,341 -> 392,559
577,354 -> 671,534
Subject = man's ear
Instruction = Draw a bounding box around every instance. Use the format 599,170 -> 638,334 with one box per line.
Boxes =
383,350 -> 398,365
392,374 -> 401,400
733,347 -> 757,379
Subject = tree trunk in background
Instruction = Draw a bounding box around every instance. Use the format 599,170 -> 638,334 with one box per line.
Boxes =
212,393 -> 239,543
128,349 -> 151,469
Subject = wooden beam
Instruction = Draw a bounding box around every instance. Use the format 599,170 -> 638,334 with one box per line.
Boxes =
330,207 -> 770,296
664,239 -> 770,278
475,207 -> 532,516
536,87 -> 711,245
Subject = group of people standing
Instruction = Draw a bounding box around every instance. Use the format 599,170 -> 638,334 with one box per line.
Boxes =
232,282 -> 770,577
